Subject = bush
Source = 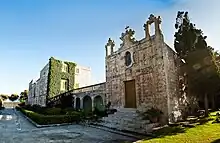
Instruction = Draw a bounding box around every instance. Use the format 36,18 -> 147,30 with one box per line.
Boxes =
62,107 -> 75,112
93,106 -> 107,117
106,108 -> 117,114
17,107 -> 81,125
18,102 -> 25,107
141,107 -> 163,123
43,108 -> 62,115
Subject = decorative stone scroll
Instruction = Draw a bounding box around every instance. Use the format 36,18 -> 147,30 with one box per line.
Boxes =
105,38 -> 115,56
120,26 -> 136,47
143,14 -> 162,40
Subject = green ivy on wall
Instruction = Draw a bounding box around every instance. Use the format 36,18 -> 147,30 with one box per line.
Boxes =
47,57 -> 76,99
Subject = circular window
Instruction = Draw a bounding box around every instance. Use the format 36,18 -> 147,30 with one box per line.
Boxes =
125,51 -> 132,67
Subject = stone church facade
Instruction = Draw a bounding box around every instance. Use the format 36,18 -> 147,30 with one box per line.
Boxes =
105,14 -> 187,123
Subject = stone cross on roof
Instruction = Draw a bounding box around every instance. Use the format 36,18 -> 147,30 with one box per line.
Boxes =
120,26 -> 135,47
125,26 -> 129,31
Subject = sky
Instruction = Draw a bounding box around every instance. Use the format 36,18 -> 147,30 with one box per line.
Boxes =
0,0 -> 219,95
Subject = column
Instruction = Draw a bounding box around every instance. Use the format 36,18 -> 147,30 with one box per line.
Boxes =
110,46 -> 114,55
143,21 -> 150,40
105,45 -> 108,57
72,95 -> 76,108
155,16 -> 162,37
91,96 -> 95,111
80,97 -> 84,109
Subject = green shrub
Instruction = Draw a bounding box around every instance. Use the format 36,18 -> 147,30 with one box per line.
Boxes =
43,108 -> 62,115
65,111 -> 81,116
93,106 -> 107,117
18,107 -> 81,125
62,107 -> 75,112
141,107 -> 163,123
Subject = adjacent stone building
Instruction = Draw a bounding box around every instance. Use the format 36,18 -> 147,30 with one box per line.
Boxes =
47,82 -> 106,112
27,14 -> 190,134
74,65 -> 92,88
28,57 -> 92,107
105,14 -> 187,124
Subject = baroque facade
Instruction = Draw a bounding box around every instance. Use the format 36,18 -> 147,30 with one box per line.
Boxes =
28,57 -> 92,107
105,14 -> 186,123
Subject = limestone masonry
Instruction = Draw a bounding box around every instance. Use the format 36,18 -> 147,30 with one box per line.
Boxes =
105,14 -> 187,123
27,14 -> 189,134
28,57 -> 92,107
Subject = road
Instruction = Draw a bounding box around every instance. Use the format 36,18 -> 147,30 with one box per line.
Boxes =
0,108 -> 136,143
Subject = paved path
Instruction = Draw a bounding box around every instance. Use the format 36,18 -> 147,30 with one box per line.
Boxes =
0,108 -> 137,143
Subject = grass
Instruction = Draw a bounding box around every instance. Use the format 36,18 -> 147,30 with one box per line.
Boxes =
136,111 -> 220,143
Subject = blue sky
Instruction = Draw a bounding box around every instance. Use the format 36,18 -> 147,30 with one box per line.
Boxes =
0,0 -> 219,95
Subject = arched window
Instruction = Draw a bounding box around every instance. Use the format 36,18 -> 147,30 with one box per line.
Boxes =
125,51 -> 132,67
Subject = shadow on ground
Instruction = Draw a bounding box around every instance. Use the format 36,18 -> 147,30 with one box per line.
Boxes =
142,111 -> 220,141
211,139 -> 220,143
150,126 -> 187,139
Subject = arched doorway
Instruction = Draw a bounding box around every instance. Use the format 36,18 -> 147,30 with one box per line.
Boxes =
94,95 -> 103,111
83,96 -> 92,113
76,97 -> 81,110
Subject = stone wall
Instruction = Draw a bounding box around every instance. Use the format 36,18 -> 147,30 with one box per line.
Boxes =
47,82 -> 106,111
75,65 -> 92,88
38,63 -> 49,107
27,63 -> 49,107
163,45 -> 186,122
72,82 -> 106,111
105,14 -> 185,123
28,80 -> 35,105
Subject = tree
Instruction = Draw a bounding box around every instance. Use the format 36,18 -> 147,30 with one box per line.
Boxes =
0,94 -> 9,101
9,94 -> 19,102
19,90 -> 28,102
174,11 -> 220,116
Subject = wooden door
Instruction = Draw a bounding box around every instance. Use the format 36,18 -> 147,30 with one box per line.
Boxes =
124,80 -> 136,108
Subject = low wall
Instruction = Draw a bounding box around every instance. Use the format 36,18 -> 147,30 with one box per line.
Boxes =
3,102 -> 20,108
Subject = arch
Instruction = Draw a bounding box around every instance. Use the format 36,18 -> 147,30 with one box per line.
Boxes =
75,97 -> 81,110
93,95 -> 104,111
83,96 -> 92,113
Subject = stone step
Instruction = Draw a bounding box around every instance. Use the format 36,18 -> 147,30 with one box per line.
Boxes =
116,108 -> 137,113
114,110 -> 139,114
114,114 -> 139,118
102,117 -> 150,127
123,119 -> 150,124
103,114 -> 146,122
108,111 -> 141,117
98,108 -> 157,134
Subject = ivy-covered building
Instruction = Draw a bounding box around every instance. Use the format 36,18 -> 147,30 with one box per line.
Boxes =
28,57 -> 92,107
